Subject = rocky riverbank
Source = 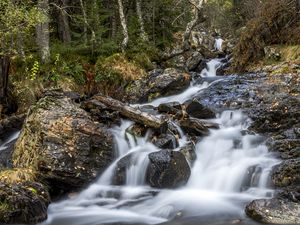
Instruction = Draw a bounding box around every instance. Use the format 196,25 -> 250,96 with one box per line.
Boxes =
0,40 -> 299,224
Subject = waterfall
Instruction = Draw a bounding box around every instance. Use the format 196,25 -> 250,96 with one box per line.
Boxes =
40,59 -> 280,225
0,130 -> 20,151
215,38 -> 224,51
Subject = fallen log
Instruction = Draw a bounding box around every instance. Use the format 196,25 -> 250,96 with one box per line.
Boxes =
93,95 -> 164,129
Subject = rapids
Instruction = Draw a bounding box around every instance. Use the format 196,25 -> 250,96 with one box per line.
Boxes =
40,59 -> 280,225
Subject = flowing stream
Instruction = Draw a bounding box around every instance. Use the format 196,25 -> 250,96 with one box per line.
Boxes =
41,59 -> 280,225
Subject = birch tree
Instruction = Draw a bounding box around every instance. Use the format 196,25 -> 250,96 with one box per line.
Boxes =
136,0 -> 149,41
36,0 -> 50,63
117,0 -> 129,51
183,0 -> 206,50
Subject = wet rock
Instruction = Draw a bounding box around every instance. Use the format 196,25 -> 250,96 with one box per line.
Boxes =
126,68 -> 191,103
0,114 -> 25,137
158,102 -> 182,114
245,198 -> 300,224
272,158 -> 300,187
179,142 -> 197,164
277,187 -> 300,203
151,133 -> 179,149
12,92 -> 115,192
112,154 -> 132,185
186,51 -> 204,71
179,117 -> 219,136
267,138 -> 300,159
0,181 -> 50,224
81,99 -> 121,126
126,123 -> 148,139
249,96 -> 300,134
185,99 -> 216,119
146,150 -> 191,188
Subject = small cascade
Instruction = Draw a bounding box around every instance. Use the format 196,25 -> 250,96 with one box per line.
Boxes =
215,38 -> 224,51
41,58 -> 280,225
0,130 -> 20,151
200,59 -> 222,77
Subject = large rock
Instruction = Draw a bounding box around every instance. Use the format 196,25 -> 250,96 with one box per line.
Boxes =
0,168 -> 50,224
12,91 -> 115,192
126,68 -> 191,103
146,150 -> 191,188
185,99 -> 216,119
186,51 -> 204,71
272,158 -> 300,187
245,198 -> 300,224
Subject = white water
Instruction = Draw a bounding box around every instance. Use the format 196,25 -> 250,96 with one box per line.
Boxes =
0,131 -> 20,151
41,60 -> 280,225
215,38 -> 224,51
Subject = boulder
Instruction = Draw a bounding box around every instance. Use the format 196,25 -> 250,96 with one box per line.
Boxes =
185,99 -> 216,119
151,133 -> 179,149
272,158 -> 300,187
12,91 -> 115,192
158,102 -> 182,116
126,68 -> 191,103
267,138 -> 300,159
0,169 -> 50,224
186,52 -> 204,71
245,198 -> 300,224
179,142 -> 197,164
146,150 -> 191,188
179,117 -> 219,136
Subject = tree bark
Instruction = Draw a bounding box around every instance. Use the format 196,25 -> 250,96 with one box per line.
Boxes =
136,0 -> 148,41
117,0 -> 129,51
36,0 -> 50,63
0,56 -> 10,99
58,0 -> 71,44
93,95 -> 164,129
183,0 -> 206,50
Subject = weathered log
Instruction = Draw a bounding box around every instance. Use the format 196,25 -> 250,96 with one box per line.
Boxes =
93,95 -> 164,129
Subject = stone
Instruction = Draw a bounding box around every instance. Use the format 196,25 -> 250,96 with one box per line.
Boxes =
152,133 -> 179,149
245,198 -> 300,224
186,51 -> 204,71
185,99 -> 216,119
146,150 -> 191,188
272,158 -> 300,187
125,68 -> 191,103
12,92 -> 115,192
179,142 -> 197,164
0,181 -> 50,224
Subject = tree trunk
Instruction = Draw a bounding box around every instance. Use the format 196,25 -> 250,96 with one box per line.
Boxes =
136,0 -> 148,41
0,56 -> 10,99
93,95 -> 165,129
36,0 -> 50,63
183,0 -> 206,50
117,0 -> 129,51
79,0 -> 88,45
58,0 -> 71,44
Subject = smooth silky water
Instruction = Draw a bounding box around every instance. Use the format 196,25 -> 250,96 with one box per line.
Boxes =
39,58 -> 280,225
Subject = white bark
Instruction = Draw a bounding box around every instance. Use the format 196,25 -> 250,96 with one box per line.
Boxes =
183,0 -> 205,50
36,0 -> 50,63
136,0 -> 148,41
117,0 -> 129,51
79,0 -> 96,45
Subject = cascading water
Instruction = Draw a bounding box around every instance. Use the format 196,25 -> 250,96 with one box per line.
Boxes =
0,130 -> 20,151
214,38 -> 224,52
41,59 -> 280,225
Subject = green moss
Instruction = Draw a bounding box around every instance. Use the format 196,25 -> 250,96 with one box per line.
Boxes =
148,92 -> 160,101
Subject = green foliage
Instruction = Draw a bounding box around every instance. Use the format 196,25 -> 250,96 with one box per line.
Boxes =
30,61 -> 39,81
0,0 -> 46,56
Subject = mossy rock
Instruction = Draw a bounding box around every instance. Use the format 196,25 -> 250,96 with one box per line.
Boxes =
0,169 -> 50,224
12,91 -> 115,193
